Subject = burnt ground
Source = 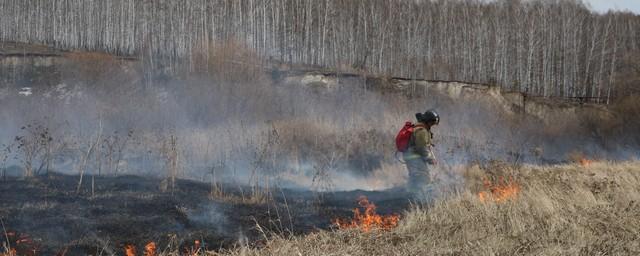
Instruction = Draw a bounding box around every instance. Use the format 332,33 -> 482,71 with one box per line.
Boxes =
0,173 -> 412,255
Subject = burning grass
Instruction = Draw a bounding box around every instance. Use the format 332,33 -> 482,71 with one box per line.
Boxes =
331,196 -> 400,232
124,244 -> 136,256
3,162 -> 640,255
579,158 -> 593,167
144,242 -> 156,256
1,231 -> 37,256
0,172 -> 412,255
216,161 -> 640,256
567,150 -> 596,167
477,177 -> 520,203
121,240 -> 197,256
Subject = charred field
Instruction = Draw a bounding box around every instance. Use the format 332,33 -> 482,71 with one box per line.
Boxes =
0,173 -> 410,255
1,46 -> 640,255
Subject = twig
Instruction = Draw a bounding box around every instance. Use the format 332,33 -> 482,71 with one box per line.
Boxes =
77,119 -> 102,194
97,238 -> 110,256
279,187 -> 294,235
1,218 -> 11,254
251,217 -> 269,242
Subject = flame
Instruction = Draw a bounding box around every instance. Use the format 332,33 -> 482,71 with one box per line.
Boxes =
332,196 -> 400,232
185,240 -> 201,255
144,242 -> 156,256
124,241 -> 201,256
3,231 -> 38,256
3,248 -> 17,256
478,177 -> 520,203
124,245 -> 136,256
579,158 -> 593,167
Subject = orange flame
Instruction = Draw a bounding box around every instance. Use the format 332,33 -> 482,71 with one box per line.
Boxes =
478,177 -> 520,203
3,231 -> 38,256
332,196 -> 400,232
185,240 -> 201,255
143,242 -> 156,256
4,248 -> 17,256
579,158 -> 593,167
124,245 -> 136,256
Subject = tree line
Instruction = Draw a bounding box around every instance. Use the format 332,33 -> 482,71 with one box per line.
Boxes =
1,0 -> 638,101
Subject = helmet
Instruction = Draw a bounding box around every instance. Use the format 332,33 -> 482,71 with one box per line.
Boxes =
417,110 -> 439,125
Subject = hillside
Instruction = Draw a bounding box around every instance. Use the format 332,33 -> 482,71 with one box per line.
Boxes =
2,0 -> 639,100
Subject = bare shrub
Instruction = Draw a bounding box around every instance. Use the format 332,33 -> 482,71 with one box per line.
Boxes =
160,134 -> 180,194
76,120 -> 103,194
101,130 -> 134,175
207,159 -> 226,200
311,152 -> 339,193
567,95 -> 640,149
14,123 -> 53,177
271,119 -> 391,177
0,143 -> 11,179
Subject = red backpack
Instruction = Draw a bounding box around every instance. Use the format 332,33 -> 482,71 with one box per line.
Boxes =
395,121 -> 422,152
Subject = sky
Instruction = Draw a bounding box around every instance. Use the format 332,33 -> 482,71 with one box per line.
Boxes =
583,0 -> 640,14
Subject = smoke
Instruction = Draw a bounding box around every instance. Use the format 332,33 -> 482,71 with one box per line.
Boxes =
185,203 -> 229,234
1,57 -> 638,193
3,54 -> 640,254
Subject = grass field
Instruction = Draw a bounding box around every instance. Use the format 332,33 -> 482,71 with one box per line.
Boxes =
210,161 -> 640,256
2,43 -> 639,256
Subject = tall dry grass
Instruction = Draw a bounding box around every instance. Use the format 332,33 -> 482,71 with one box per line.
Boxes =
208,161 -> 640,256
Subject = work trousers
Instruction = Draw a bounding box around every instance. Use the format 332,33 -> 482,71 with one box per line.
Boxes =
405,158 -> 436,202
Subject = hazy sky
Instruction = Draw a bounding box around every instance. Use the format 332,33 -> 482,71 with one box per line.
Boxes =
583,0 -> 640,14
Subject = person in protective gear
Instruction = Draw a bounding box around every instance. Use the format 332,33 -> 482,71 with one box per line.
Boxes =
403,110 -> 439,200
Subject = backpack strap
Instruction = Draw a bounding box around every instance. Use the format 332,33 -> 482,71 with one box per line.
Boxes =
408,124 -> 423,147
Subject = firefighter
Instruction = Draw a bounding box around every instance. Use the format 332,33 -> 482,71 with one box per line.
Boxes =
403,110 -> 439,200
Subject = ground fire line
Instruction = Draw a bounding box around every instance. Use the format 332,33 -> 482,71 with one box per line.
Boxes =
477,177 -> 520,203
122,240 -> 200,256
332,196 -> 400,232
579,158 -> 593,167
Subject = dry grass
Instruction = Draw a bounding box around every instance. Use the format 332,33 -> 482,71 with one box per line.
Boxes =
63,51 -> 122,82
190,38 -> 267,83
203,161 -> 640,256
208,183 -> 273,205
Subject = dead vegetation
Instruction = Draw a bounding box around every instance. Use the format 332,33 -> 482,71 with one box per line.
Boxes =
210,161 -> 640,256
1,41 -> 640,255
